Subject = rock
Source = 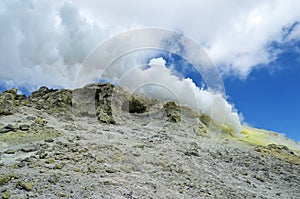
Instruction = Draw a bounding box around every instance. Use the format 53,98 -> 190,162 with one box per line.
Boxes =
267,143 -> 289,151
72,86 -> 100,117
163,101 -> 181,122
124,191 -> 138,199
54,163 -> 65,169
94,83 -> 119,124
29,87 -> 71,116
0,124 -> 14,133
200,115 -> 211,126
74,83 -> 153,124
128,96 -> 148,113
48,175 -> 59,184
30,86 -> 57,98
15,94 -> 26,101
45,158 -> 55,164
2,191 -> 10,199
253,175 -> 265,182
87,164 -> 96,173
58,192 -> 67,197
0,127 -> 12,133
0,89 -> 18,115
44,138 -> 54,143
97,109 -> 116,124
0,128 -> 11,134
17,181 -> 33,191
19,124 -> 30,131
47,89 -> 72,110
5,124 -> 13,129
105,167 -> 117,173
9,173 -> 19,180
4,149 -> 15,154
0,174 -> 10,186
3,88 -> 17,95
73,168 -> 81,172
21,145 -> 39,153
184,149 -> 199,156
34,117 -> 43,124
38,152 -> 47,159
26,116 -> 36,120
17,161 -> 25,168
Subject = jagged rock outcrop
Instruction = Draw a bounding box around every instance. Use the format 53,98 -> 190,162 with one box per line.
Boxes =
30,86 -> 58,99
72,83 -> 128,124
73,83 -> 159,124
0,88 -> 26,116
72,84 -> 99,117
0,84 -> 226,128
94,83 -> 125,124
27,87 -> 72,117
163,101 -> 181,122
0,83 -> 162,124
127,96 -> 148,113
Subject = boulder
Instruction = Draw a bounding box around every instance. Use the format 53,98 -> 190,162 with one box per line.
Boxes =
163,101 -> 181,123
128,96 -> 148,113
72,85 -> 101,117
0,88 -> 17,115
73,83 -> 123,123
30,86 -> 57,99
28,87 -> 72,116
0,124 -> 14,133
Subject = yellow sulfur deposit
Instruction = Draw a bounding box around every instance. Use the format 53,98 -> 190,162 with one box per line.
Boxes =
240,126 -> 300,155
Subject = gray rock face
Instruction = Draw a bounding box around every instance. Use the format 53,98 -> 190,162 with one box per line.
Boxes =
0,88 -> 26,116
94,83 -> 119,124
28,87 -> 72,116
72,83 -> 125,123
73,83 -> 157,124
0,83 -> 162,125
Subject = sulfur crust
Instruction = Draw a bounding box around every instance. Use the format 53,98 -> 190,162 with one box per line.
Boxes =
240,126 -> 300,155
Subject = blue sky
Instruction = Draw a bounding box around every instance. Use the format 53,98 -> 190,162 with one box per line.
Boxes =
1,0 -> 300,141
224,41 -> 300,141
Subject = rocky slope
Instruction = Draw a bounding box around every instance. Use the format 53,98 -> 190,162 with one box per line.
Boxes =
0,83 -> 299,199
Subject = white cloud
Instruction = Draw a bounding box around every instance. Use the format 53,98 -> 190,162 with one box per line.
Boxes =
116,57 -> 242,136
0,0 -> 107,90
287,23 -> 300,42
1,0 -> 299,88
148,57 -> 166,67
73,0 -> 300,77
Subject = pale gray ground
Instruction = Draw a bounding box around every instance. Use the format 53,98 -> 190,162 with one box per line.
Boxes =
0,84 -> 299,199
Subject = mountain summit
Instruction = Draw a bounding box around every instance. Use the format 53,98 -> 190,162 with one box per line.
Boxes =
0,83 -> 299,198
